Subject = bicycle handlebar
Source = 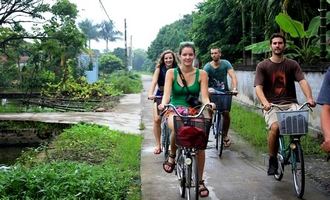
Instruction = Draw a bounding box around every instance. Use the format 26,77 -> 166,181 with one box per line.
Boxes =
147,95 -> 162,100
264,102 -> 313,114
160,103 -> 212,118
210,91 -> 238,95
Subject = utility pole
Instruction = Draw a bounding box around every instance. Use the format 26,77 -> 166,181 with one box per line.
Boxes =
124,18 -> 128,69
319,0 -> 327,61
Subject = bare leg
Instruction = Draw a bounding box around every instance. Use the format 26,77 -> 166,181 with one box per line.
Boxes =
268,122 -> 279,157
197,150 -> 205,180
222,112 -> 230,137
152,102 -> 161,153
163,113 -> 177,171
321,105 -> 330,152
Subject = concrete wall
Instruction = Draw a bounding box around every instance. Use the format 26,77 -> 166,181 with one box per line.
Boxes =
233,70 -> 327,132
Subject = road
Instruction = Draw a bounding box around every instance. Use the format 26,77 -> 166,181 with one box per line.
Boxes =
140,74 -> 329,200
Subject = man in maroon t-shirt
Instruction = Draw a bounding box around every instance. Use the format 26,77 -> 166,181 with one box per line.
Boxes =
254,33 -> 315,175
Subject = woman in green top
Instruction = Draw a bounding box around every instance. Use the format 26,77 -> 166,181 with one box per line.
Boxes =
159,42 -> 215,198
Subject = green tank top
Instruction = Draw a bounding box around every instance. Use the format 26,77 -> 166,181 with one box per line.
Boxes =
170,68 -> 200,107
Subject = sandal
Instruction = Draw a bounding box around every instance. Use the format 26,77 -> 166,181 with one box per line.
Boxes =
224,137 -> 231,147
163,154 -> 176,173
199,180 -> 209,198
153,147 -> 162,154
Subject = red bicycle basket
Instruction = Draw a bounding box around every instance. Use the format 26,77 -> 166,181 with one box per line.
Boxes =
173,116 -> 211,149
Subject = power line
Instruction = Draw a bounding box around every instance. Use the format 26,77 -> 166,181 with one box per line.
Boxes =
98,0 -> 112,22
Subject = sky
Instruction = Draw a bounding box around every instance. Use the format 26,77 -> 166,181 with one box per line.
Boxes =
67,0 -> 204,51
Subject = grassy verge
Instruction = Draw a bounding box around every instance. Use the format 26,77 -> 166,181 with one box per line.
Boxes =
0,123 -> 142,199
230,102 -> 325,156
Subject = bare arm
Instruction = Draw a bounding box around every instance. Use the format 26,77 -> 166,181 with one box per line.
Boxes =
321,105 -> 330,141
298,79 -> 316,106
147,67 -> 160,99
227,68 -> 238,90
200,70 -> 211,105
255,85 -> 271,110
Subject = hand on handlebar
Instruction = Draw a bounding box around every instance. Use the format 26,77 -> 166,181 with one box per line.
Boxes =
262,102 -> 272,111
306,99 -> 316,108
231,88 -> 238,96
208,102 -> 216,110
147,95 -> 155,100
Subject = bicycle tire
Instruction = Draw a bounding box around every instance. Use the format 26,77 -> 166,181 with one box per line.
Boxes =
217,113 -> 224,157
274,136 -> 285,181
274,153 -> 284,181
162,124 -> 170,160
291,142 -> 305,198
185,155 -> 192,200
192,155 -> 199,200
176,149 -> 186,198
212,111 -> 218,138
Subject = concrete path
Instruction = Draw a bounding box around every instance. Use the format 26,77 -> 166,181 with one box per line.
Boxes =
0,94 -> 142,134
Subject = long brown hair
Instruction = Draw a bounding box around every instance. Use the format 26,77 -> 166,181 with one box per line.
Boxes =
156,50 -> 178,69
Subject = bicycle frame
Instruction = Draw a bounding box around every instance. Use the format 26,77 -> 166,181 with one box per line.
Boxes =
270,102 -> 312,198
210,91 -> 235,157
162,103 -> 211,200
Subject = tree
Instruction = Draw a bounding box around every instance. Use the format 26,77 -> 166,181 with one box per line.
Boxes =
98,20 -> 122,52
99,53 -> 125,74
112,47 -> 126,63
0,0 -> 49,51
78,19 -> 99,49
42,0 -> 86,83
148,14 -> 193,62
132,49 -> 147,71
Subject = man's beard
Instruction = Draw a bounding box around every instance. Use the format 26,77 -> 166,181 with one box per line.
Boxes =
273,49 -> 284,56
212,57 -> 220,62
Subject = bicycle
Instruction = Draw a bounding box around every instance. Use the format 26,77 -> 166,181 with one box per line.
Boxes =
162,104 -> 212,200
266,102 -> 312,198
148,96 -> 170,159
209,91 -> 236,157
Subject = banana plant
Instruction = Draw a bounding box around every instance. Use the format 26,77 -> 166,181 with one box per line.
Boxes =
245,11 -> 330,64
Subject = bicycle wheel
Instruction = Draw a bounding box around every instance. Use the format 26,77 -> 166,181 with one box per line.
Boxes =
274,137 -> 285,181
212,111 -> 218,138
291,141 -> 305,198
216,113 -> 224,157
176,149 -> 186,198
161,124 -> 170,160
274,153 -> 284,181
185,155 -> 192,200
192,155 -> 199,200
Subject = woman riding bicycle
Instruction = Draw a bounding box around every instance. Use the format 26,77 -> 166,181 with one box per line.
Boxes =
148,50 -> 178,154
158,42 -> 215,198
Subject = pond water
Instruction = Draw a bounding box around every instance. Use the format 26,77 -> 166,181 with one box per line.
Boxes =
0,146 -> 33,166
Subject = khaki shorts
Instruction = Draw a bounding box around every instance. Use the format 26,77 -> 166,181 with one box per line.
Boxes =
263,103 -> 299,129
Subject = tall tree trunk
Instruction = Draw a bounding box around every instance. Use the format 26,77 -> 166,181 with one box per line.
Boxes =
241,3 -> 247,66
251,11 -> 256,66
319,0 -> 327,61
106,39 -> 109,52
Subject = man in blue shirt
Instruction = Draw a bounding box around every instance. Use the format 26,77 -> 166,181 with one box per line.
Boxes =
204,47 -> 238,147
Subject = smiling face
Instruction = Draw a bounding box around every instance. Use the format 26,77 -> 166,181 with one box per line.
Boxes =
271,37 -> 285,56
179,47 -> 195,67
164,52 -> 174,67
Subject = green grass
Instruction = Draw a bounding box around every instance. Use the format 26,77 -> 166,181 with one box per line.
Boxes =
0,123 -> 142,200
230,102 -> 325,156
